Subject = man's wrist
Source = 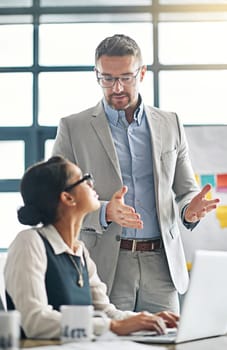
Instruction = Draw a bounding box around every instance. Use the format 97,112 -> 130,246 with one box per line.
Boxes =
100,201 -> 110,228
181,205 -> 199,230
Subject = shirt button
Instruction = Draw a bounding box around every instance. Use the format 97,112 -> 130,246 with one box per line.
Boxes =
115,235 -> 121,242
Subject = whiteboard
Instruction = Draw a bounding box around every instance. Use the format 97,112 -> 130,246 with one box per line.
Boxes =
180,125 -> 227,263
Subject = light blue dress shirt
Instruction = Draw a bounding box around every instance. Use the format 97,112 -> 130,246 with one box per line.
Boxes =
101,97 -> 161,240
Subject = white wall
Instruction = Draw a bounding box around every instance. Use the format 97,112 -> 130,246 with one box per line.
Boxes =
0,253 -> 7,309
181,125 -> 227,263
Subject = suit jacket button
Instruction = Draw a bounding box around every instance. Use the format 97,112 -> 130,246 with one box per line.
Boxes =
116,235 -> 121,241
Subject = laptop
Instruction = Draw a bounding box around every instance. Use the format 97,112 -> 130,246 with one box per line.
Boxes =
124,250 -> 227,344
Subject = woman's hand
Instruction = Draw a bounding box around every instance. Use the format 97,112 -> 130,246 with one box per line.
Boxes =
155,310 -> 179,328
110,311 -> 179,336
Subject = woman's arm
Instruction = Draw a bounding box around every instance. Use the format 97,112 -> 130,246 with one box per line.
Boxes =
4,229 -> 61,339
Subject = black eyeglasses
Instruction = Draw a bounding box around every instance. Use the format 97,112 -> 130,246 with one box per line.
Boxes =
96,67 -> 141,88
64,173 -> 94,192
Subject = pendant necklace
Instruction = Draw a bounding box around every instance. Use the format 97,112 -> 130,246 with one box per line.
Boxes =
68,254 -> 84,288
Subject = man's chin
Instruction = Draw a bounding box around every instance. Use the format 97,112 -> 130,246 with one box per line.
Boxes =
109,101 -> 130,111
108,95 -> 130,110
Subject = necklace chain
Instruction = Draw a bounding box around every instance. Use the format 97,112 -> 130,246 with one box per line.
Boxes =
68,254 -> 84,288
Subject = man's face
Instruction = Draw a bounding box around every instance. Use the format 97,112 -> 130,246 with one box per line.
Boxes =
95,55 -> 146,111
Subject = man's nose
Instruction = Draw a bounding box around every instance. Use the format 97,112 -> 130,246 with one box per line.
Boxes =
112,78 -> 124,92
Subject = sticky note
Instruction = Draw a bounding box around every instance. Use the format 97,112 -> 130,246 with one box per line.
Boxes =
216,206 -> 227,228
200,174 -> 216,188
194,174 -> 200,185
186,262 -> 192,271
216,174 -> 227,192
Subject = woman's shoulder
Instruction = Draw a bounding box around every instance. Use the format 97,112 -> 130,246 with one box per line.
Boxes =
8,227 -> 44,252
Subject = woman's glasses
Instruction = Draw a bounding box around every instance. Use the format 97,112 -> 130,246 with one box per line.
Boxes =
64,173 -> 94,192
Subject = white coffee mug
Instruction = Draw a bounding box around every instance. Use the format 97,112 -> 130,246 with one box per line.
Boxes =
0,311 -> 21,350
60,305 -> 106,343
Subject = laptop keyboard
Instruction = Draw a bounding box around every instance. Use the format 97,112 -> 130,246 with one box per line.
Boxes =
131,327 -> 177,337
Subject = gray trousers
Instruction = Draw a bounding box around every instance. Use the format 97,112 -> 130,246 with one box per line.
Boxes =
109,248 -> 180,314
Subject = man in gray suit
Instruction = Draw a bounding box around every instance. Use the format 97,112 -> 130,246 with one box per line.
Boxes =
52,34 -> 219,314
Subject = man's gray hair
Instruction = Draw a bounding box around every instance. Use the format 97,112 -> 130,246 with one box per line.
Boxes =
95,34 -> 143,65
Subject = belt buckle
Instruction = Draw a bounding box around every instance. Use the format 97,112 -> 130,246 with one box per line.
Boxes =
132,240 -> 137,252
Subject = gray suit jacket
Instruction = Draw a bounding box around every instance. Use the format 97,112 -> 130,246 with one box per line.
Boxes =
52,101 -> 200,295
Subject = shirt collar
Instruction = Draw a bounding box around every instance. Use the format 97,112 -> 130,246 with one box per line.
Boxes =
103,94 -> 144,126
38,225 -> 85,264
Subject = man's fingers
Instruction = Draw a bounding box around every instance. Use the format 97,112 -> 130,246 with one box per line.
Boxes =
120,205 -> 137,215
208,198 -> 220,206
114,185 -> 128,200
119,214 -> 143,228
109,186 -> 144,228
199,183 -> 212,197
121,220 -> 143,229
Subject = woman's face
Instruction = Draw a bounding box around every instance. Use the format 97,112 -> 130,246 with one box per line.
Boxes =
66,163 -> 100,214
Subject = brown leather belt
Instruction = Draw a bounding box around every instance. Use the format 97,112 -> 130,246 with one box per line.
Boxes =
120,238 -> 163,252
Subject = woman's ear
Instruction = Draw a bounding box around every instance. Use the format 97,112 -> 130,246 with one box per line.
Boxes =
60,192 -> 76,206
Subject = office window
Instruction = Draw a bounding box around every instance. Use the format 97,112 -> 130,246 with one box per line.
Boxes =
45,139 -> 54,159
0,141 -> 24,179
0,0 -> 32,7
138,71 -> 154,106
1,1 -> 227,248
38,70 -> 153,126
159,0 -> 227,3
159,22 -> 227,65
40,0 -> 152,6
0,193 -> 24,249
0,73 -> 33,126
39,23 -> 153,66
159,70 -> 227,125
0,24 -> 33,67
38,72 -> 103,126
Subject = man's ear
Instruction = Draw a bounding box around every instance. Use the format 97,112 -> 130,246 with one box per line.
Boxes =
140,65 -> 147,82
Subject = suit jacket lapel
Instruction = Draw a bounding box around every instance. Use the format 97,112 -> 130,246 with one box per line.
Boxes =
90,102 -> 122,181
90,102 -> 163,185
145,106 -> 162,192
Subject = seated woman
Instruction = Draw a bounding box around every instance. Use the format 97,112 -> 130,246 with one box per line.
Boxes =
4,156 -> 179,339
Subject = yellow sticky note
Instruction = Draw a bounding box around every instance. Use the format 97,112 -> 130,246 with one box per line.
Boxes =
216,206 -> 227,228
186,262 -> 192,271
195,174 -> 200,185
205,191 -> 212,200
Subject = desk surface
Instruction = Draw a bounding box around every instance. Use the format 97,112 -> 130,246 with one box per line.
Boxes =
21,335 -> 227,350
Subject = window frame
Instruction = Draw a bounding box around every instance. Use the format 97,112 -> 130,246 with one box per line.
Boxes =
1,0 -> 227,190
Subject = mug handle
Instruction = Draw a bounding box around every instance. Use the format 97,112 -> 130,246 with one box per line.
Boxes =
93,310 -> 107,320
